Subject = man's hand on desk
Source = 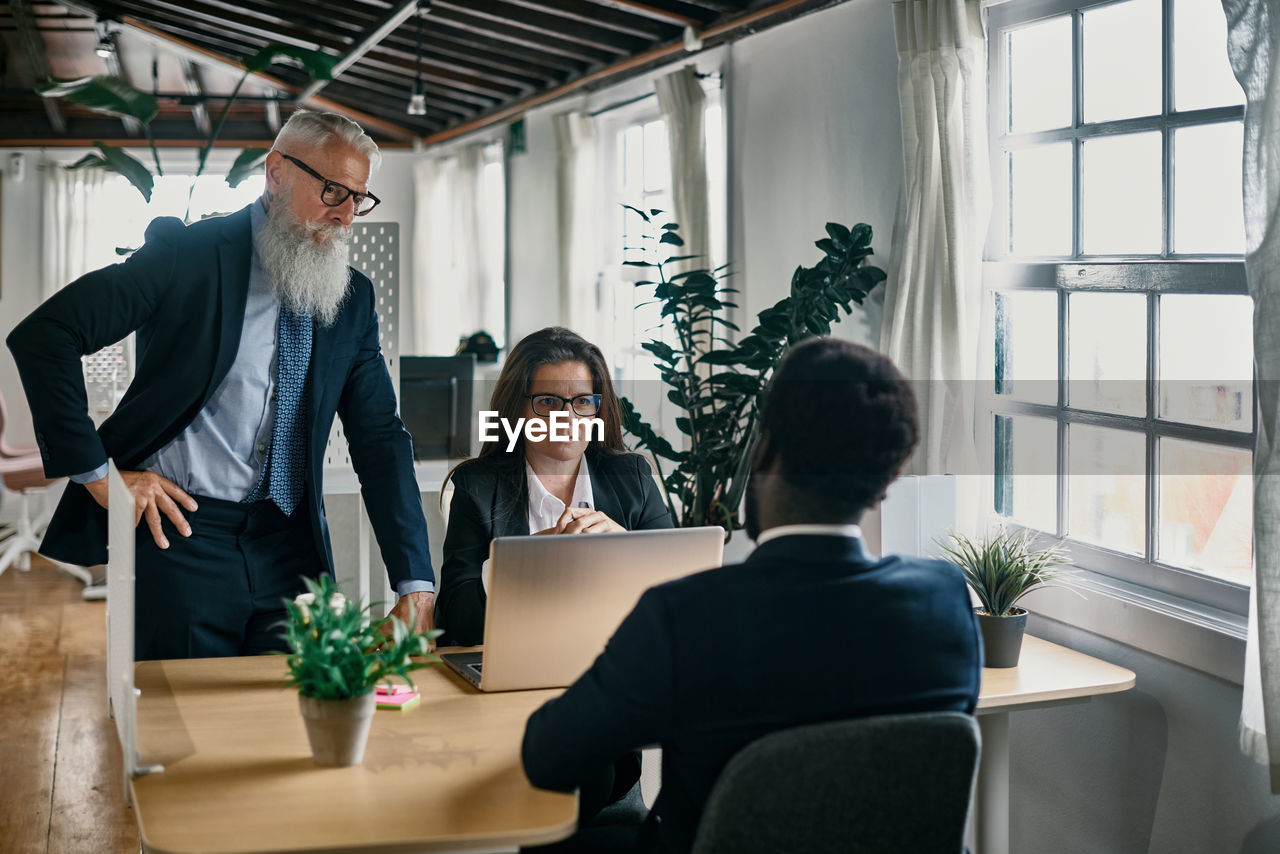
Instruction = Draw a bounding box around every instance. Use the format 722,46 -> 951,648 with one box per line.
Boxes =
385,591 -> 436,647
85,470 -> 198,550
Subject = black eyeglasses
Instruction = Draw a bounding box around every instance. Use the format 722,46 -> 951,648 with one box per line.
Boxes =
279,153 -> 381,216
525,394 -> 602,417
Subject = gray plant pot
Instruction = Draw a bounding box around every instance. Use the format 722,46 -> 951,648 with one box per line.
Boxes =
975,607 -> 1028,668
298,692 -> 376,766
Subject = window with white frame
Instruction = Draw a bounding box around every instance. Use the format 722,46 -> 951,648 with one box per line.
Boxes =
985,0 -> 1249,613
604,94 -> 726,384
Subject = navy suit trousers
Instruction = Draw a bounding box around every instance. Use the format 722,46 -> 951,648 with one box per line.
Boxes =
133,495 -> 325,660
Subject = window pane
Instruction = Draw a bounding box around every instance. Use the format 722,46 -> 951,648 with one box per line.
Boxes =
1082,132 -> 1163,255
994,414 -> 1058,533
995,290 -> 1058,405
1159,294 -> 1252,430
1010,143 -> 1073,256
1007,16 -> 1073,134
1173,0 -> 1244,112
1158,438 -> 1252,584
1068,292 -> 1147,416
623,125 -> 643,194
643,119 -> 668,194
1173,122 -> 1245,254
1084,0 -> 1162,123
1067,424 -> 1146,556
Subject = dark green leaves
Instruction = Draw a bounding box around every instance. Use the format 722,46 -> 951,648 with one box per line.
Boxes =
226,147 -> 270,188
244,43 -> 335,79
69,143 -> 154,202
38,76 -> 158,124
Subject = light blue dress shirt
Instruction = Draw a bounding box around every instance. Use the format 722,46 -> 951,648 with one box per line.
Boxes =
73,200 -> 432,596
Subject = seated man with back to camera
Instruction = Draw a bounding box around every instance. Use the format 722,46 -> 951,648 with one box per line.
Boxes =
520,337 -> 984,854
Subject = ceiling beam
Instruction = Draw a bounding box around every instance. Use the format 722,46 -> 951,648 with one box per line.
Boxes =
12,0 -> 66,134
180,59 -> 211,136
56,1 -> 418,141
582,0 -> 705,28
296,0 -> 420,103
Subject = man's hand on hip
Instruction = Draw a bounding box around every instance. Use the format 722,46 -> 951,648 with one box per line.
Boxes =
84,470 -> 198,550
385,590 -> 436,642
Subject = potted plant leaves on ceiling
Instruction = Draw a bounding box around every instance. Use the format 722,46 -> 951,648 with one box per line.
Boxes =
35,42 -> 335,219
619,207 -> 886,541
281,575 -> 441,767
939,528 -> 1073,668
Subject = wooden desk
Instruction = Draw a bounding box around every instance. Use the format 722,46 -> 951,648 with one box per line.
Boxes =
973,635 -> 1136,854
131,656 -> 576,854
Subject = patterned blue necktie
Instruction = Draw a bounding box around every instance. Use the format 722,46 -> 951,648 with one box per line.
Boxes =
247,306 -> 312,515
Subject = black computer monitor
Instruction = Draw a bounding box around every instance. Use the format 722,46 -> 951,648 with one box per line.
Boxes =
398,355 -> 477,459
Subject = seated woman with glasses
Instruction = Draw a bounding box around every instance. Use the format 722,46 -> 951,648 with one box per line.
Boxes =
435,326 -> 673,648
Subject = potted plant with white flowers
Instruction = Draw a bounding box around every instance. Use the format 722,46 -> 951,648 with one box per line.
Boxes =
281,574 -> 441,766
939,528 -> 1073,668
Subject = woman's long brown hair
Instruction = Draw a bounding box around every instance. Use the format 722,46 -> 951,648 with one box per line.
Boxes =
442,327 -> 627,496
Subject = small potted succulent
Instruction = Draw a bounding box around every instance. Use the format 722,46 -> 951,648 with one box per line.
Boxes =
281,574 -> 441,766
939,528 -> 1073,668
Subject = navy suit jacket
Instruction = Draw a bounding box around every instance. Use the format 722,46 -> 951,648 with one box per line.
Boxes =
522,534 -> 983,854
5,203 -> 433,588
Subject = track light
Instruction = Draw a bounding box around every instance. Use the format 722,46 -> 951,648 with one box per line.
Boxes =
95,35 -> 114,58
407,8 -> 427,116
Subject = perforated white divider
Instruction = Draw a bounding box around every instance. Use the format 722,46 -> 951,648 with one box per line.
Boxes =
83,341 -> 131,419
324,223 -> 400,471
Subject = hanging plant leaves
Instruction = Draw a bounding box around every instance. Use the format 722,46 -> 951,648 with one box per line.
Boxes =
67,153 -> 109,170
37,76 -> 158,124
226,147 -> 270,188
244,43 -> 335,80
89,142 -> 154,203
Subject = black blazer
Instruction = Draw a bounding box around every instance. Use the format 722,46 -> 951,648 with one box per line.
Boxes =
521,534 -> 983,854
5,203 -> 434,588
435,448 -> 674,645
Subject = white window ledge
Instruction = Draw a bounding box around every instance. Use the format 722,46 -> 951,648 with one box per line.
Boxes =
1020,570 -> 1247,685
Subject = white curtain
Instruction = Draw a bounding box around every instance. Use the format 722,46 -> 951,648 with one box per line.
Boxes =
42,162 -> 108,299
655,65 -> 711,274
553,110 -> 604,343
411,142 -> 505,355
880,0 -> 990,481
1223,0 -> 1280,791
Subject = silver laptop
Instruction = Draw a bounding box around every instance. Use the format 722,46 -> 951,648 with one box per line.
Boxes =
442,526 -> 725,691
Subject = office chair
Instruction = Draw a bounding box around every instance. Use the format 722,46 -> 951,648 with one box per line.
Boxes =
0,389 -> 94,587
691,711 -> 981,854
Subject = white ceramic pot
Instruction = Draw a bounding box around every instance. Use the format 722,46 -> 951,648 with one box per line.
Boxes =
298,692 -> 376,766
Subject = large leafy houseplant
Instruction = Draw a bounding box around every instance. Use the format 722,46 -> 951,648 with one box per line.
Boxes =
37,43 -> 334,215
620,208 -> 886,533
281,574 -> 440,765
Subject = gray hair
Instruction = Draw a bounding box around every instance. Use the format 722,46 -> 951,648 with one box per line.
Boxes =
272,110 -> 381,173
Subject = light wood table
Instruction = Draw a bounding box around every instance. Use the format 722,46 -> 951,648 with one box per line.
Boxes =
131,655 -> 576,854
973,635 -> 1136,854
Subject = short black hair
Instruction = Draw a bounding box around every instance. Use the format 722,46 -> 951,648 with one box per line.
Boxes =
757,337 -> 919,520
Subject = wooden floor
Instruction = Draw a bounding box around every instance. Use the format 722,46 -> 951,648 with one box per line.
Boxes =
0,556 -> 139,854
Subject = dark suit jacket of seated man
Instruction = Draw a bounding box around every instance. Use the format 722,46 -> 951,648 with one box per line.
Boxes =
520,338 -> 984,854
5,111 -> 435,659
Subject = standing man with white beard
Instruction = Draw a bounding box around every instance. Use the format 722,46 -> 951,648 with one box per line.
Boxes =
7,111 -> 435,660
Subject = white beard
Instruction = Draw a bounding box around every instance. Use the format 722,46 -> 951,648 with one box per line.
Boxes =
255,194 -> 353,326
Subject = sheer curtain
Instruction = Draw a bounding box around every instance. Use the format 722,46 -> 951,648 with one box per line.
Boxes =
42,162 -> 109,299
1222,0 -> 1280,791
411,143 -> 505,355
655,65 -> 710,275
553,110 -> 604,343
880,0 -> 990,482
